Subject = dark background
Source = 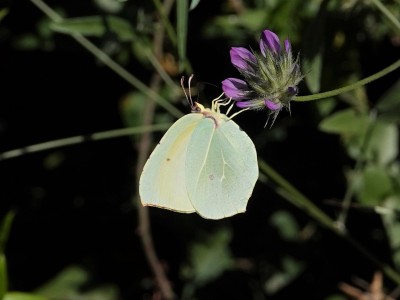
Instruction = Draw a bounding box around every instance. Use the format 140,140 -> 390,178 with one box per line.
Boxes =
0,0 -> 399,299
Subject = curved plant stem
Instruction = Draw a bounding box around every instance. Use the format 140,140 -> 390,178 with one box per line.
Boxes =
258,159 -> 339,232
370,0 -> 400,33
258,158 -> 400,285
0,123 -> 172,161
30,0 -> 183,119
294,59 -> 400,102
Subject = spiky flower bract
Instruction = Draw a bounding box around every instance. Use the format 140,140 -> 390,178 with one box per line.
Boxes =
222,29 -> 303,125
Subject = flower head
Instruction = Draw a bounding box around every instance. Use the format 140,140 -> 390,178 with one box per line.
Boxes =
222,29 -> 303,125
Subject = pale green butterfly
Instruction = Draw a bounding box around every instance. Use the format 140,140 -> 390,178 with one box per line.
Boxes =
139,76 -> 258,220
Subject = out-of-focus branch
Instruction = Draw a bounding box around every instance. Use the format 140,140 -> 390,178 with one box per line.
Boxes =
135,0 -> 177,298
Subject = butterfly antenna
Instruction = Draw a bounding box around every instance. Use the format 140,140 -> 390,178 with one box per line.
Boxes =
188,74 -> 195,107
181,75 -> 193,109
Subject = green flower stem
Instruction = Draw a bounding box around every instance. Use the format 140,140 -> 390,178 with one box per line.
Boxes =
0,123 -> 172,161
30,0 -> 183,119
294,59 -> 400,102
258,158 -> 400,285
370,0 -> 400,33
258,159 -> 338,232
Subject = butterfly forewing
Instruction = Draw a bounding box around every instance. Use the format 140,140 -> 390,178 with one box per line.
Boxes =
139,114 -> 203,212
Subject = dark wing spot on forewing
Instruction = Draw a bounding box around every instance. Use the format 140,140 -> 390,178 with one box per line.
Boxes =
166,158 -> 171,162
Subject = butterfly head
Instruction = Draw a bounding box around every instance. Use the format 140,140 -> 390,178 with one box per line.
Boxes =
191,102 -> 205,113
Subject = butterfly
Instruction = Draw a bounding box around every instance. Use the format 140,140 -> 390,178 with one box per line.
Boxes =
139,76 -> 258,219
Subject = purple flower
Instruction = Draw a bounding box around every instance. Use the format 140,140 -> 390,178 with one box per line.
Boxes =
284,39 -> 291,53
265,100 -> 282,111
230,47 -> 257,73
260,30 -> 281,55
221,28 -> 303,125
221,78 -> 249,100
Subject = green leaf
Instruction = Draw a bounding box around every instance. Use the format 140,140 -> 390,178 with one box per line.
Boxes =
94,0 -> 124,13
0,211 -> 15,254
189,0 -> 201,10
302,36 -> 323,93
319,109 -> 369,134
315,98 -> 336,117
238,10 -> 269,32
13,34 -> 41,51
181,228 -> 234,286
35,265 -> 118,300
0,211 -> 15,298
270,211 -> 299,241
130,36 -> 152,65
264,256 -> 305,295
302,0 -> 329,93
376,79 -> 400,123
0,8 -> 9,22
4,292 -> 47,300
0,254 -> 7,298
358,166 -> 393,205
119,89 -> 175,138
344,120 -> 399,163
35,266 -> 87,297
119,92 -> 147,129
50,16 -> 136,41
176,0 -> 188,72
366,122 -> 398,165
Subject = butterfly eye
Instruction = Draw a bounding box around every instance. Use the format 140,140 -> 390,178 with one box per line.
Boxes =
191,102 -> 203,113
193,106 -> 202,113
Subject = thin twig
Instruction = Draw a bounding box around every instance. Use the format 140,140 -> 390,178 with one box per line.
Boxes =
0,123 -> 172,161
294,59 -> 400,102
370,0 -> 400,33
135,0 -> 177,298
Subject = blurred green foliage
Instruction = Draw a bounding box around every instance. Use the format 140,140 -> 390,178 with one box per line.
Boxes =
1,0 -> 400,299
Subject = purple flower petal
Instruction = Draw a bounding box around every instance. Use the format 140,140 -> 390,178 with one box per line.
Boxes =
222,78 -> 249,100
264,99 -> 282,111
284,39 -> 291,53
260,29 -> 280,56
230,47 -> 256,71
236,101 -> 252,108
